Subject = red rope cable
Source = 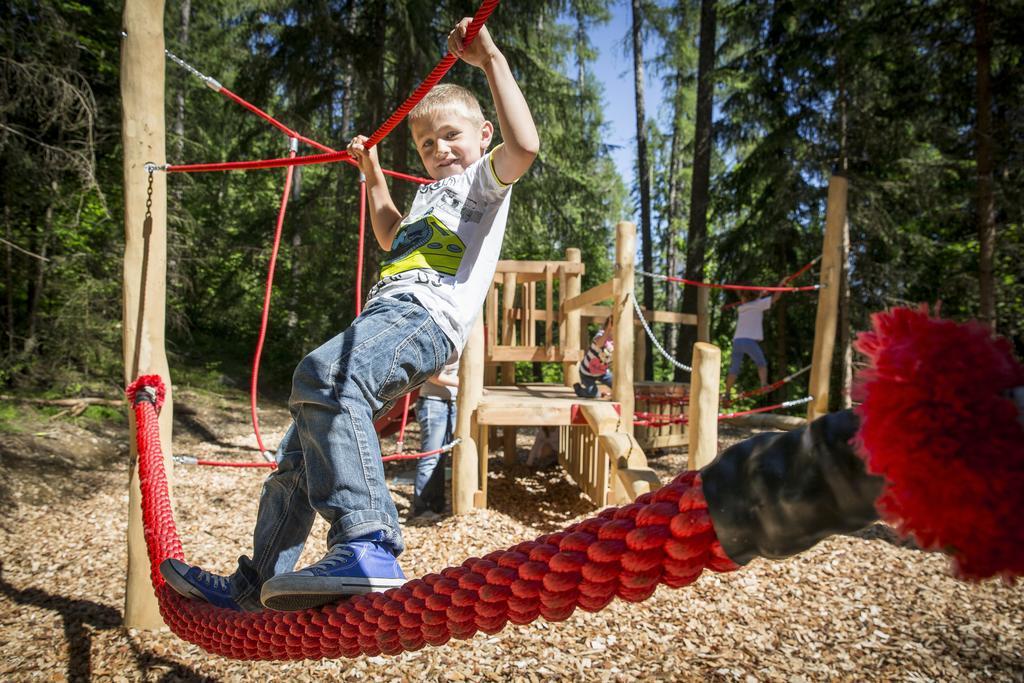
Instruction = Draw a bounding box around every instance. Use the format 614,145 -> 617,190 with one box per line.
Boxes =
634,397 -> 813,427
182,442 -> 456,469
361,0 -> 499,151
722,256 -> 822,310
218,87 -> 333,153
165,0 -> 499,180
127,374 -> 738,661
656,275 -> 818,292
217,87 -> 431,184
250,146 -> 297,455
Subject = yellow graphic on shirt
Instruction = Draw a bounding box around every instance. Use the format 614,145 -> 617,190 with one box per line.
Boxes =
380,213 -> 466,278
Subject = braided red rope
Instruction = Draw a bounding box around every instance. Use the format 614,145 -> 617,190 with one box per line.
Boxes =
127,375 -> 738,660
165,0 -> 500,177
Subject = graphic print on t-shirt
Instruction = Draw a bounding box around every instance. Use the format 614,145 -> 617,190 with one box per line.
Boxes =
380,211 -> 466,278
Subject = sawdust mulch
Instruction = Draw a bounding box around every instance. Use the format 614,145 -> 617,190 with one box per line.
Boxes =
0,389 -> 1021,682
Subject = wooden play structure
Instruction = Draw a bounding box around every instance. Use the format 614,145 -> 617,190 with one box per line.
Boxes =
450,222 -> 716,513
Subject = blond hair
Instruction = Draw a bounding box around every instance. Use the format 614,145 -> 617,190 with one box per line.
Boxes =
409,84 -> 485,127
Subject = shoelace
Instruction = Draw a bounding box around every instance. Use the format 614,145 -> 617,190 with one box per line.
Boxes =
317,547 -> 356,570
193,568 -> 231,593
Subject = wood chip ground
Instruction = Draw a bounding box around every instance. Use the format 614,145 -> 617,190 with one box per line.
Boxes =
1,391 -> 1021,681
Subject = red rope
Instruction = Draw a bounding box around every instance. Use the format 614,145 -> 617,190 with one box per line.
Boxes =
128,374 -> 738,660
250,144 -> 297,455
653,274 -> 819,292
218,87 -> 334,153
722,256 -> 822,310
634,396 -> 814,427
164,0 -> 499,180
179,442 -> 457,469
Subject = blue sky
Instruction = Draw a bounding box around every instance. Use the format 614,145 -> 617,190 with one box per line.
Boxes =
588,2 -> 667,195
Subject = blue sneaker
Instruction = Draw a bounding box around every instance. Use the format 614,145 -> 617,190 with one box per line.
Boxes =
159,558 -> 242,611
260,533 -> 406,611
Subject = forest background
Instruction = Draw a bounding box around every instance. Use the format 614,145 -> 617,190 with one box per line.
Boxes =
2,0 -> 1022,414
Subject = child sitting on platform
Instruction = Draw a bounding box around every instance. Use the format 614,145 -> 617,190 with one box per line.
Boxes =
159,18 -> 538,612
573,315 -> 614,399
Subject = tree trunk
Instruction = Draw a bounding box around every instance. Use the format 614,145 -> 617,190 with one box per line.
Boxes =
631,0 -> 654,380
663,84 -> 683,363
974,0 -> 996,328
675,0 -> 716,382
4,203 -> 13,357
173,0 -> 190,163
23,192 -> 54,355
836,4 -> 852,409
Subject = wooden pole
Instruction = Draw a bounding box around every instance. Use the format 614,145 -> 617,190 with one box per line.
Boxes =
807,175 -> 847,421
121,0 -> 171,629
562,248 -> 582,387
612,222 -> 635,434
687,342 -> 720,470
453,315 -> 484,513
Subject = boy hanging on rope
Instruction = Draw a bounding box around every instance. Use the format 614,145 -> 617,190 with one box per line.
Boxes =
160,18 -> 539,612
724,278 -> 787,402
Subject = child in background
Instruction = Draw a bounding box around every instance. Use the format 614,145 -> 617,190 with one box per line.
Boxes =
573,315 -> 614,399
725,282 -> 784,401
410,362 -> 458,522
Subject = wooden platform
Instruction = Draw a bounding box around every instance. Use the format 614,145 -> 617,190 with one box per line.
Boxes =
476,383 -> 619,426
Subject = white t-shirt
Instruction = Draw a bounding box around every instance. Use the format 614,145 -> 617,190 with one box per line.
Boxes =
734,296 -> 772,341
366,147 -> 513,359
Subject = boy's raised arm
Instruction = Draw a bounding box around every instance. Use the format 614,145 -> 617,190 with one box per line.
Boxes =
348,135 -> 404,250
448,19 -> 539,185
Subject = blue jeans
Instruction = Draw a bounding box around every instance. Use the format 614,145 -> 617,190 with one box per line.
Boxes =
576,370 -> 612,398
729,337 -> 767,375
229,294 -> 452,610
412,397 -> 456,515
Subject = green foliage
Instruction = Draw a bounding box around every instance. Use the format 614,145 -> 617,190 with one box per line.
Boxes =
2,0 -> 1021,406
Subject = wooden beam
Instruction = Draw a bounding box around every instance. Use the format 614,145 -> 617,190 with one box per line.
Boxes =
562,248 -> 582,387
807,175 -> 847,420
121,0 -> 171,631
495,260 -> 585,275
562,278 -> 618,313
487,346 -> 582,362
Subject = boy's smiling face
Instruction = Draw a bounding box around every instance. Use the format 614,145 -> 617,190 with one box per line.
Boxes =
411,106 -> 493,180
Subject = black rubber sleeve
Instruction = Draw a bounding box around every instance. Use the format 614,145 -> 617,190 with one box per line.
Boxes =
700,410 -> 885,566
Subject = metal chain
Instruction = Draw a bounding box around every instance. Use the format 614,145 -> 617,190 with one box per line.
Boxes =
145,170 -> 154,221
628,292 -> 692,373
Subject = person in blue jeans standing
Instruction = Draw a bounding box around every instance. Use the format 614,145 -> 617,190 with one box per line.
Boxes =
158,18 -> 539,612
411,363 -> 458,521
724,282 -> 784,402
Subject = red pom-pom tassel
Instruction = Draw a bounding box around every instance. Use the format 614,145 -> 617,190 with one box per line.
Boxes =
853,306 -> 1024,580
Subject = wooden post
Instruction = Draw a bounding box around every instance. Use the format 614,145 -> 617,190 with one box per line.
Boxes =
453,315 -> 484,513
697,286 -> 710,343
687,342 -> 720,470
562,248 -> 582,387
633,319 -> 647,381
807,175 -> 847,421
121,0 -> 172,630
612,222 -> 635,434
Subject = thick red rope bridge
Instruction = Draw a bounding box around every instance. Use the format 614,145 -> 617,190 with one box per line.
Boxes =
128,375 -> 738,660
